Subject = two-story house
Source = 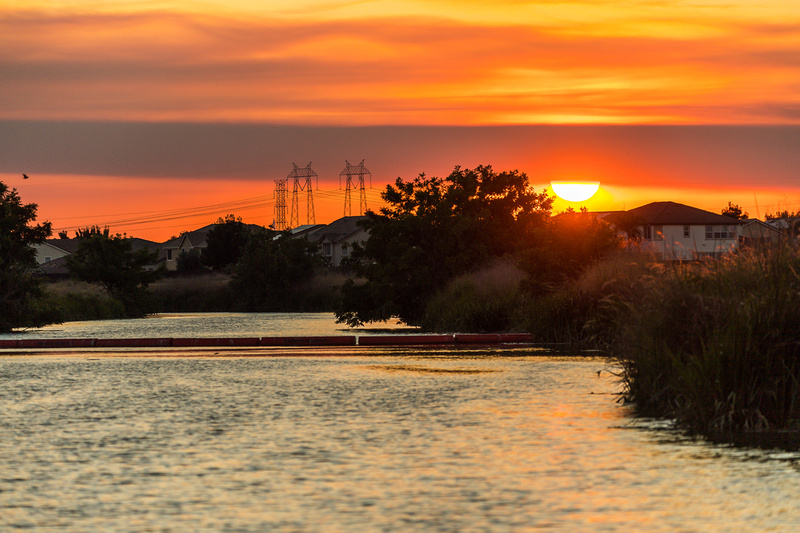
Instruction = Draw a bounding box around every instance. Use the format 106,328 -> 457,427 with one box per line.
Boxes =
603,201 -> 748,260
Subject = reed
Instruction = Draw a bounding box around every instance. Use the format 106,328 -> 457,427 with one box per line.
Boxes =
614,242 -> 800,435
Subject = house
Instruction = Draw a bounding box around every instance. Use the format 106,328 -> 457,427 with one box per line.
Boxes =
161,225 -> 217,271
603,201 -> 748,260
766,216 -> 800,238
33,238 -> 81,265
161,222 -> 266,271
740,219 -> 786,247
304,216 -> 369,266
33,237 -> 162,276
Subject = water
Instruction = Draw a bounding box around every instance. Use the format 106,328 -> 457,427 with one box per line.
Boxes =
2,315 -> 800,531
2,312 -> 414,339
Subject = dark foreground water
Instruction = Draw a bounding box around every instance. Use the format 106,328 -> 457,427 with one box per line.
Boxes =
2,314 -> 800,531
2,352 -> 800,532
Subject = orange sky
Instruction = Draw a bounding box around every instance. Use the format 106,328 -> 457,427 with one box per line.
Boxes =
1,1 -> 799,241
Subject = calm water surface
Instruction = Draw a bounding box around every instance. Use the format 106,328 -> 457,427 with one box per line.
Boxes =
2,315 -> 800,531
2,312 -> 414,340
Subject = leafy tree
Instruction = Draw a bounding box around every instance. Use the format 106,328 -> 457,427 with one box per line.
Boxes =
230,230 -> 325,311
335,165 -> 553,326
176,249 -> 205,273
67,227 -> 162,316
203,214 -> 250,270
0,181 -> 54,332
721,202 -> 748,220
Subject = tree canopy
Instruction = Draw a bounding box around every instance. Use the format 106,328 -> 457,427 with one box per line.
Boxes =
335,165 -> 553,326
203,214 -> 250,270
0,181 -> 53,332
230,230 -> 325,311
721,201 -> 749,220
67,227 -> 162,316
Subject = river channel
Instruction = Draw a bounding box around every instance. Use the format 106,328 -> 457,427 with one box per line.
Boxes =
2,313 -> 800,531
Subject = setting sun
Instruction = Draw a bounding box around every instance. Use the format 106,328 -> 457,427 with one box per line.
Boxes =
550,181 -> 601,203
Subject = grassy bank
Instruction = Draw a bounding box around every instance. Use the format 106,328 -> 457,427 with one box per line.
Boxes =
42,269 -> 348,322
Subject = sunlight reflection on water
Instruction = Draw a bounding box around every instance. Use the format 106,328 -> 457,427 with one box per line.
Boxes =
2,353 -> 800,531
2,312 -> 414,339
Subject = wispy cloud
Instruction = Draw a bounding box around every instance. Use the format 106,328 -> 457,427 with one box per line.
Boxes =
1,3 -> 799,124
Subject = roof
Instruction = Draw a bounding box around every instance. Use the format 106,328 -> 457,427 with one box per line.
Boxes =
162,223 -> 265,248
604,201 -> 745,226
37,255 -> 70,276
42,238 -> 82,254
305,216 -> 368,244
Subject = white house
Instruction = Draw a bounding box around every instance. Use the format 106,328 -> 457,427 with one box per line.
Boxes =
603,201 -> 747,260
33,239 -> 81,265
304,216 -> 369,267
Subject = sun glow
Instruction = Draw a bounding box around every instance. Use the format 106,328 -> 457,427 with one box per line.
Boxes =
550,181 -> 601,202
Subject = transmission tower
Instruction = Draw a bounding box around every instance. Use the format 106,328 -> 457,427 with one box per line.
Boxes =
339,159 -> 371,216
273,178 -> 288,231
288,162 -> 318,228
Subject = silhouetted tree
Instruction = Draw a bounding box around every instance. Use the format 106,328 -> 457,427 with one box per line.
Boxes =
176,249 -> 205,273
67,227 -> 162,316
230,230 -> 325,311
336,165 -> 553,326
721,202 -> 748,220
203,214 -> 250,270
0,181 -> 55,331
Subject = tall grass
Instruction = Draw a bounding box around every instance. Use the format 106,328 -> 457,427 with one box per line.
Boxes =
420,259 -> 527,332
148,272 -> 234,312
613,242 -> 800,435
39,280 -> 127,322
522,249 -> 658,344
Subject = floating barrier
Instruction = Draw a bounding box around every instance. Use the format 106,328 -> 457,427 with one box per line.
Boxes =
358,334 -> 454,346
0,333 -> 533,350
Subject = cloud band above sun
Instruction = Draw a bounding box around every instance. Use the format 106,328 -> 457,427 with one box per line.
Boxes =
2,1 -> 799,125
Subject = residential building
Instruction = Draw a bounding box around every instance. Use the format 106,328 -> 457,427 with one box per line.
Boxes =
740,219 -> 786,247
603,201 -> 748,260
304,216 -> 369,267
33,237 -> 162,276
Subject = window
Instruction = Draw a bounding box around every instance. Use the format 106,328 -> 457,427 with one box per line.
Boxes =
322,243 -> 332,256
705,225 -> 734,240
167,249 -> 173,261
683,225 -> 690,238
643,225 -> 663,240
341,244 -> 349,256
44,256 -> 51,263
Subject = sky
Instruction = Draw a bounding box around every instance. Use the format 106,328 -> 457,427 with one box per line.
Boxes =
1,0 -> 799,241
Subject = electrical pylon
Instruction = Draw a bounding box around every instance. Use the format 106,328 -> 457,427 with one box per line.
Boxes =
339,159 -> 371,216
288,162 -> 318,227
273,178 -> 288,231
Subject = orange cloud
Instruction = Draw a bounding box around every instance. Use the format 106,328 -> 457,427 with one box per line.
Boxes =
2,4 -> 799,125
